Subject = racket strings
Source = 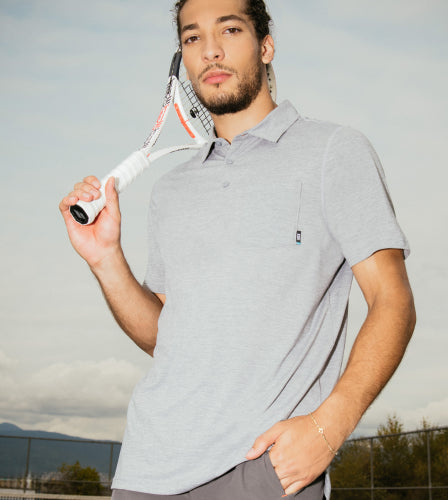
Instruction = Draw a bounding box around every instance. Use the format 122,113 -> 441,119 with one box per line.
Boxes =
179,80 -> 214,137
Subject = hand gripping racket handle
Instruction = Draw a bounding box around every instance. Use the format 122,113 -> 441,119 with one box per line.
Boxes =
69,150 -> 150,225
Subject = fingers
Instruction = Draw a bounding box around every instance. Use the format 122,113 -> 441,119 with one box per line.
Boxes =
246,421 -> 283,459
82,175 -> 101,188
59,176 -> 102,213
59,175 -> 122,230
283,485 -> 303,497
73,176 -> 102,201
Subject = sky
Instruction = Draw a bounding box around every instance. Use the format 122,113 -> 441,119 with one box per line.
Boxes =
0,0 -> 447,442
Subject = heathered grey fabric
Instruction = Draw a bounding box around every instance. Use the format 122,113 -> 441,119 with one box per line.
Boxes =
112,101 -> 409,497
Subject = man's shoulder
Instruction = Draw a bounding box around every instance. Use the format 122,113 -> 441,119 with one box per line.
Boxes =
149,147 -> 205,197
278,101 -> 342,141
284,105 -> 372,151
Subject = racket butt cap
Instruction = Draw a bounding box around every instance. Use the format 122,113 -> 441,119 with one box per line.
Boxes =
70,204 -> 89,225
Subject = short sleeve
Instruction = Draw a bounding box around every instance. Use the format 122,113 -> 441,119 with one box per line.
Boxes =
322,126 -> 410,267
143,193 -> 166,294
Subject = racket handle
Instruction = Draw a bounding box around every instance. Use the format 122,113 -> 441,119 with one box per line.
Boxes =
69,150 -> 150,225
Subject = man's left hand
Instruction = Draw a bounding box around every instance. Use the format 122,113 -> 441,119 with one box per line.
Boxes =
245,415 -> 336,496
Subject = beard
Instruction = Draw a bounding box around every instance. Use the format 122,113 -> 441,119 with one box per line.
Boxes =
191,59 -> 264,116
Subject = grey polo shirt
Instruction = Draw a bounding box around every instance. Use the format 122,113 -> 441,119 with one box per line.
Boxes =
112,100 -> 409,496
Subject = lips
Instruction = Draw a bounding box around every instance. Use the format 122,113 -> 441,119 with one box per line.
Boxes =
202,70 -> 233,85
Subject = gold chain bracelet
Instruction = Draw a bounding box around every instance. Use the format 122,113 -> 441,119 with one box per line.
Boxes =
309,413 -> 338,456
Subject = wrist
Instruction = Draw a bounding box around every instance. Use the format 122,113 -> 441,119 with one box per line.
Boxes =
89,246 -> 128,280
313,392 -> 362,451
309,412 -> 339,456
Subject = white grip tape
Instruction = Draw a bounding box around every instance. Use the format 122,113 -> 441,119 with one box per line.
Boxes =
73,150 -> 150,225
108,149 -> 150,193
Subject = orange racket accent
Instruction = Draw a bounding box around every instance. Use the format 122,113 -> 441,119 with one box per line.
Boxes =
153,104 -> 169,131
175,103 -> 196,139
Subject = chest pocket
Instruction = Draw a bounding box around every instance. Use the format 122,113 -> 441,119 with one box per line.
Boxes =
231,175 -> 302,249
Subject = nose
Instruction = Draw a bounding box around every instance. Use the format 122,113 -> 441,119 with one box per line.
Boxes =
202,35 -> 224,62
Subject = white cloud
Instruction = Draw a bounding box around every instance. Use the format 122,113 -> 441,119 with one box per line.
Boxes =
0,350 -> 17,372
0,356 -> 145,439
402,398 -> 448,429
10,415 -> 128,441
356,395 -> 448,438
28,359 -> 144,414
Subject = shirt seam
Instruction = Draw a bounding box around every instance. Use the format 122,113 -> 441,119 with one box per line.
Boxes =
320,125 -> 345,242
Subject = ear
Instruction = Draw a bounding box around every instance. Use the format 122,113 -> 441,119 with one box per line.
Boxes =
260,35 -> 275,65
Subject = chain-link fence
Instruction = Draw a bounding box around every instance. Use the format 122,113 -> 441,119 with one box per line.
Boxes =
0,435 -> 120,496
331,426 -> 448,499
1,427 -> 447,498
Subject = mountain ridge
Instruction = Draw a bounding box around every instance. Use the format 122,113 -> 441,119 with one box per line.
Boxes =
0,422 -> 119,443
0,423 -> 121,476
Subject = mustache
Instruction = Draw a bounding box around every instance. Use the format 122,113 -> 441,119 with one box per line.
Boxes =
198,63 -> 236,80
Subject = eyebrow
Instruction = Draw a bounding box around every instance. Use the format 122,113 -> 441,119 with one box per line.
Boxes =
181,14 -> 249,34
217,14 -> 248,25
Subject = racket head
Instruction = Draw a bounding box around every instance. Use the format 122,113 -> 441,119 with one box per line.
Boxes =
169,52 -> 278,144
172,54 -> 214,144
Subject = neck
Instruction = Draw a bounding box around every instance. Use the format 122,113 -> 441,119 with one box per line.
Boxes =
211,85 -> 277,143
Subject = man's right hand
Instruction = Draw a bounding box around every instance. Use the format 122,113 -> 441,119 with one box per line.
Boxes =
59,176 -> 122,268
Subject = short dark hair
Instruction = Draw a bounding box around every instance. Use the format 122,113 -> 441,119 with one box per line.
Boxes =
173,0 -> 272,45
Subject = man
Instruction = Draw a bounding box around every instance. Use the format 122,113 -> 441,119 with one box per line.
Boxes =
59,0 -> 416,499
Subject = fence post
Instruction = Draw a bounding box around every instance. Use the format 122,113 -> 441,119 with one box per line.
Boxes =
427,430 -> 432,500
370,437 -> 374,500
23,437 -> 31,493
109,443 -> 114,487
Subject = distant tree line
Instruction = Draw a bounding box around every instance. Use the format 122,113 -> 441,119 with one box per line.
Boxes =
34,460 -> 106,496
331,415 -> 448,500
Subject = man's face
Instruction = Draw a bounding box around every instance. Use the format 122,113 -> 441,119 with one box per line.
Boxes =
179,0 -> 266,115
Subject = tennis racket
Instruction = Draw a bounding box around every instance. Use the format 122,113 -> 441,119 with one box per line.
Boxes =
70,51 -> 277,225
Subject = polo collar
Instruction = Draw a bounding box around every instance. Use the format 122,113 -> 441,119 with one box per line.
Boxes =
199,100 -> 300,164
247,100 -> 300,142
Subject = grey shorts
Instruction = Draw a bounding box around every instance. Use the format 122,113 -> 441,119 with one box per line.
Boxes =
112,451 -> 325,500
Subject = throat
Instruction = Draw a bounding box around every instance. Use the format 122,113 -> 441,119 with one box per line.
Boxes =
212,91 -> 277,143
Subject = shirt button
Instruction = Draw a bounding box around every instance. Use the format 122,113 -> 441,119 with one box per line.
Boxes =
225,158 -> 234,165
222,181 -> 230,188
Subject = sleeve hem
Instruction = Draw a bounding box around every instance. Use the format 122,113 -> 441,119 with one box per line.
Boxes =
347,242 -> 411,268
143,279 -> 166,295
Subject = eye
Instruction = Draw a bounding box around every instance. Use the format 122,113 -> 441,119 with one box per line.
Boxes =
224,27 -> 242,35
183,35 -> 199,45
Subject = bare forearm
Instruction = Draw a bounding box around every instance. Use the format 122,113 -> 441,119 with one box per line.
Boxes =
90,249 -> 163,356
317,290 -> 416,448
